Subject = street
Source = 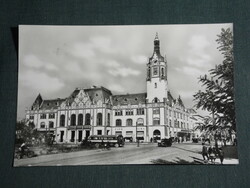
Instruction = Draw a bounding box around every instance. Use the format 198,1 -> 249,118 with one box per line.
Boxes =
13,142 -> 238,166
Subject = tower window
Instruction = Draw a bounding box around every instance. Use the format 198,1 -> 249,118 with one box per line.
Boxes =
161,68 -> 164,77
155,83 -> 157,88
153,67 -> 158,76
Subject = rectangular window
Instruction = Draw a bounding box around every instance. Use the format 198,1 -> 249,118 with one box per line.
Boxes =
49,113 -> 55,119
125,109 -> 134,115
115,131 -> 122,135
153,108 -> 160,114
29,115 -> 34,119
115,110 -> 123,116
137,108 -> 144,115
126,131 -> 133,136
97,130 -> 102,135
153,119 -> 160,125
40,114 -> 46,119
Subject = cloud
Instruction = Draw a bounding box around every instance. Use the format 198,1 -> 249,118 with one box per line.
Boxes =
175,66 -> 203,76
104,60 -> 120,68
23,54 -> 58,71
20,70 -> 64,94
131,55 -> 147,64
69,42 -> 95,59
108,84 -> 125,93
45,63 -> 58,71
188,35 -> 210,50
23,55 -> 43,68
90,36 -> 115,54
180,35 -> 212,68
108,67 -> 141,77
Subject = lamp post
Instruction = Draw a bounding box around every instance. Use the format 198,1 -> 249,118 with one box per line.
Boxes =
136,122 -> 139,147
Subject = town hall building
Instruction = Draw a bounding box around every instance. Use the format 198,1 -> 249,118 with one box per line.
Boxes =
25,34 -> 196,143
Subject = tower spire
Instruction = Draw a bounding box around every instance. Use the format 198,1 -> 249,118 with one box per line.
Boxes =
153,32 -> 160,55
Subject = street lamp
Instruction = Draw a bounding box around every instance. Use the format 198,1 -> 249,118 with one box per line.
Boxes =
136,122 -> 139,147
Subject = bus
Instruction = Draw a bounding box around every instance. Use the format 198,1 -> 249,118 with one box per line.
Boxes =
88,135 -> 125,148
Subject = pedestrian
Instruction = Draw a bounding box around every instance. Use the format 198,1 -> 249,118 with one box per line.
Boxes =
217,147 -> 224,164
19,142 -> 27,159
201,143 -> 208,161
150,137 -> 153,143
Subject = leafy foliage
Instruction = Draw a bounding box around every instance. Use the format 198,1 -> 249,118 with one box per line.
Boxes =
193,28 -> 236,132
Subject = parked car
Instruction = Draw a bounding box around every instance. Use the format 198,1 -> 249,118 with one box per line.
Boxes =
192,138 -> 199,143
158,138 -> 172,147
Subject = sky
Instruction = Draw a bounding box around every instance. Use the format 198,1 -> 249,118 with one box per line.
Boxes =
17,23 -> 233,120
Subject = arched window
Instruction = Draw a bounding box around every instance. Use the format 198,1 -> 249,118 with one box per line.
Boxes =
154,97 -> 158,103
116,119 -> 122,126
60,115 -> 65,127
97,113 -> 102,126
85,113 -> 91,125
78,114 -> 83,125
107,113 -> 110,126
161,67 -> 164,77
71,114 -> 76,126
40,122 -> 45,128
49,121 -> 54,128
126,119 -> 133,126
137,118 -> 144,126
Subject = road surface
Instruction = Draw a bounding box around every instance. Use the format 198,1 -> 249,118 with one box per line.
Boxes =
13,142 -> 238,166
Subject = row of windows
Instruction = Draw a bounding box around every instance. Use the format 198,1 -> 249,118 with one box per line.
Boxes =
40,121 -> 54,128
168,110 -> 188,120
168,119 -> 189,129
149,67 -> 165,77
115,108 -> 145,116
40,113 -> 55,119
59,113 -> 111,127
115,118 -> 143,126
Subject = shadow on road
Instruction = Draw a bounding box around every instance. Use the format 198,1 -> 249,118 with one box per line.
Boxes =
151,157 -> 204,165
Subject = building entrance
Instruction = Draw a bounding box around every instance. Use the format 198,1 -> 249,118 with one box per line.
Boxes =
153,129 -> 161,142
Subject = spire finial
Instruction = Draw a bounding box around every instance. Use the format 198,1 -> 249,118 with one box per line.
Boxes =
155,32 -> 159,41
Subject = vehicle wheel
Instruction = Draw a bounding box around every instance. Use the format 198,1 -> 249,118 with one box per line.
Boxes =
95,143 -> 100,148
115,143 -> 119,148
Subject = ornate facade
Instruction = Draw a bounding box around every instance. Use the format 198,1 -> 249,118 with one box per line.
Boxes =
25,34 -> 196,143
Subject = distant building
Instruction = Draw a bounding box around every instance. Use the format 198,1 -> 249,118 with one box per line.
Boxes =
25,34 -> 196,143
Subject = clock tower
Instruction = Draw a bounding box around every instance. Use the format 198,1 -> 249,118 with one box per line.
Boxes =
146,33 -> 168,103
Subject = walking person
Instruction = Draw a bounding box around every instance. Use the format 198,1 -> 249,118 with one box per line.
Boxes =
217,148 -> 224,164
201,143 -> 209,162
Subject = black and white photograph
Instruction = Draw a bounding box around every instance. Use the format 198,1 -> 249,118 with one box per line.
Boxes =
14,24 -> 238,166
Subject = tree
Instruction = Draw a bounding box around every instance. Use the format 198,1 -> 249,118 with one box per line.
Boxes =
15,119 -> 43,145
193,28 -> 236,132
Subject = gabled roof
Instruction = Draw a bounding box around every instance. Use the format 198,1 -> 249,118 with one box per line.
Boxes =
112,93 -> 147,106
66,86 -> 112,105
40,98 -> 66,110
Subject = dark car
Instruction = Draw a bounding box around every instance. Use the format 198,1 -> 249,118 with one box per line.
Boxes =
192,138 -> 199,143
158,138 -> 172,147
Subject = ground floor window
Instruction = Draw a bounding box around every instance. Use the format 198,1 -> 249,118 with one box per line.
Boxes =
71,131 -> 75,142
115,131 -> 122,136
78,131 -> 82,142
40,122 -> 45,128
